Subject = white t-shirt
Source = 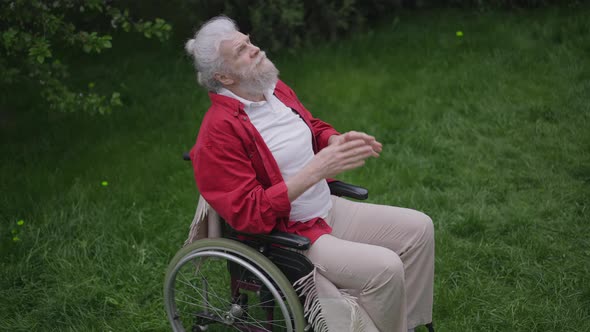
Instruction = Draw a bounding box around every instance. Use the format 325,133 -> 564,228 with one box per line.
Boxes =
218,87 -> 332,222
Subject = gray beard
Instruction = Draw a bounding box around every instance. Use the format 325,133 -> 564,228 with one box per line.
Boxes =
235,58 -> 279,96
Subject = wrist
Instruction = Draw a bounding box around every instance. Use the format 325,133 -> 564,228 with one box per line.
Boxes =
302,161 -> 324,184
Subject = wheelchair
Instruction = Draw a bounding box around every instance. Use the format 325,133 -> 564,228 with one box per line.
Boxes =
163,153 -> 368,332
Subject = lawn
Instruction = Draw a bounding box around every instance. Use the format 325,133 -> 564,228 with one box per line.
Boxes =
1,6 -> 589,332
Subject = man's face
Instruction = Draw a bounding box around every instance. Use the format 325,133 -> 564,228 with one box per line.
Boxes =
218,32 -> 278,90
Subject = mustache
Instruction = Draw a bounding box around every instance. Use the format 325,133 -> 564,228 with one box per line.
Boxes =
253,52 -> 267,66
234,51 -> 276,80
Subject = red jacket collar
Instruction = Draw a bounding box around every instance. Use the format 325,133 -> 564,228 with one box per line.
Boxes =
208,91 -> 242,114
208,79 -> 294,115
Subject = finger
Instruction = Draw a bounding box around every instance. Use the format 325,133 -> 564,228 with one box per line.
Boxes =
343,131 -> 372,142
339,139 -> 379,157
336,140 -> 381,159
339,144 -> 374,159
371,142 -> 383,153
340,159 -> 366,171
336,139 -> 369,152
345,132 -> 379,151
343,145 -> 379,159
349,149 -> 378,160
339,156 -> 373,169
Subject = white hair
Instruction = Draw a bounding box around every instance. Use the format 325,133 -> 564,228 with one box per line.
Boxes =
185,16 -> 238,92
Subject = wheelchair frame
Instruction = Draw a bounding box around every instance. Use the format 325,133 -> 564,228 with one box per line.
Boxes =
163,154 -> 369,332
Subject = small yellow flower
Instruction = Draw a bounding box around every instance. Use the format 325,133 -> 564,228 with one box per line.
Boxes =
17,219 -> 24,226
101,181 -> 109,187
12,236 -> 20,242
89,82 -> 95,89
456,31 -> 464,37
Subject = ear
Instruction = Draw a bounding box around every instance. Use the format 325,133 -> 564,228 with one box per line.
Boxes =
214,73 -> 235,86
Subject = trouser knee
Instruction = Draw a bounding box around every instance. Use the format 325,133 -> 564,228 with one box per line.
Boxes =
415,212 -> 435,245
365,248 -> 404,290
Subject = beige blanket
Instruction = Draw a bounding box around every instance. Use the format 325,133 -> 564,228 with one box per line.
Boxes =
184,196 -> 370,332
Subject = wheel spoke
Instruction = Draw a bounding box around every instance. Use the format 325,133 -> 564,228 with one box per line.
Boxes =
165,240 -> 304,332
236,297 -> 289,330
178,271 -> 231,307
174,289 -> 226,319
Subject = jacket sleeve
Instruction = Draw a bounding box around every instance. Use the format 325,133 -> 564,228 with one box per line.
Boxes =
191,121 -> 291,235
310,116 -> 340,151
280,80 -> 340,151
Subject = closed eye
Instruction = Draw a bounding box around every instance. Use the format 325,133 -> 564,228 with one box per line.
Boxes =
235,35 -> 251,56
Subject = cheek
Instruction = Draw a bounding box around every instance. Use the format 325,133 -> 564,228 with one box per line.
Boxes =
234,57 -> 251,69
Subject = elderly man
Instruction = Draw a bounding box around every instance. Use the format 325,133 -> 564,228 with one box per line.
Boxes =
185,16 -> 434,332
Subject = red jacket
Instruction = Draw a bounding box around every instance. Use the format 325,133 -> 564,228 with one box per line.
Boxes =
190,80 -> 339,243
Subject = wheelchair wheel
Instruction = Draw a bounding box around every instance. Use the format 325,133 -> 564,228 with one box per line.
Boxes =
164,238 -> 306,332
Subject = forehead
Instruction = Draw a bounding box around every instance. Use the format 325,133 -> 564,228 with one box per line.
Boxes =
219,32 -> 248,58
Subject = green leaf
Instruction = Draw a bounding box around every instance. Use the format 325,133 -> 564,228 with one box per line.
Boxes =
2,28 -> 18,47
111,92 -> 123,107
2,2 -> 171,114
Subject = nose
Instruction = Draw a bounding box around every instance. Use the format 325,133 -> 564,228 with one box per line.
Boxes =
250,45 -> 260,57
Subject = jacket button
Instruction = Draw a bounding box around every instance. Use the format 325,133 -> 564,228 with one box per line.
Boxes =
242,116 -> 247,121
234,111 -> 238,116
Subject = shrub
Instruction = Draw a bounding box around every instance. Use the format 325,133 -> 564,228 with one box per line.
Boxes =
422,0 -> 579,9
169,0 -> 402,52
174,0 -> 573,53
0,0 -> 172,114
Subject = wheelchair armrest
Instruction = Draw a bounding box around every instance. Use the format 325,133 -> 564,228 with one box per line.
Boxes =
233,230 -> 311,250
184,151 -> 368,200
328,180 -> 369,200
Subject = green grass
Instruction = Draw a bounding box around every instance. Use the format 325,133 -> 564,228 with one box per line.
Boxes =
1,6 -> 589,331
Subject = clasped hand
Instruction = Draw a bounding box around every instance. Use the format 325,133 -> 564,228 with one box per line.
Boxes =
311,131 -> 383,180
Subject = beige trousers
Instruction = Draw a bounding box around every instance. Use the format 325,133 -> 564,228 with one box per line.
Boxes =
303,196 -> 434,332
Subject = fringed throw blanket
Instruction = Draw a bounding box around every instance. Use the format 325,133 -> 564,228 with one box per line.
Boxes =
184,196 -> 370,332
184,195 -> 221,245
